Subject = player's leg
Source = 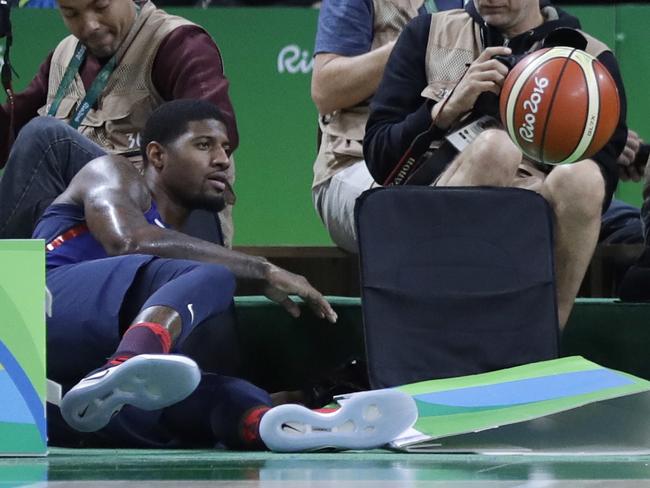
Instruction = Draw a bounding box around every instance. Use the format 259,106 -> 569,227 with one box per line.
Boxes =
60,258 -> 236,432
110,257 -> 236,362
0,116 -> 105,238
159,373 -> 273,450
161,374 -> 418,452
540,159 -> 605,328
259,388 -> 417,452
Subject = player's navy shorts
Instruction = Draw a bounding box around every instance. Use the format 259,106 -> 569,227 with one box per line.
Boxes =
47,254 -> 157,386
46,255 -> 270,449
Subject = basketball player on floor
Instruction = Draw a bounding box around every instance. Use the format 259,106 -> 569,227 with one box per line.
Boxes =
363,0 -> 627,328
36,100 -> 417,451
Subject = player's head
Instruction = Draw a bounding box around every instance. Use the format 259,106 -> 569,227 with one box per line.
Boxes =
57,0 -> 137,59
142,99 -> 232,213
474,0 -> 543,38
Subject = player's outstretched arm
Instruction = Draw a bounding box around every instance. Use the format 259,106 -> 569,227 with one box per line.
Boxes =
58,156 -> 337,323
261,265 -> 338,323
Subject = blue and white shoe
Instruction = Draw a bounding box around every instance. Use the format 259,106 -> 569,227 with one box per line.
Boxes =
60,354 -> 201,432
259,389 -> 417,452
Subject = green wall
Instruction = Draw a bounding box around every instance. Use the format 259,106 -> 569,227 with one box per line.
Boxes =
2,4 -> 649,244
568,4 -> 650,207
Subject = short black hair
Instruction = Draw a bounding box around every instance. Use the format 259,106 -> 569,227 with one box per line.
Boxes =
140,99 -> 225,163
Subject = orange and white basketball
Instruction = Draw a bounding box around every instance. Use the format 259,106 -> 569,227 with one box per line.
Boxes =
499,46 -> 620,165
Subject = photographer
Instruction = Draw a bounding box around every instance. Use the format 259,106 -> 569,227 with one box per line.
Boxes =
310,0 -> 434,253
363,0 -> 627,328
0,0 -> 238,246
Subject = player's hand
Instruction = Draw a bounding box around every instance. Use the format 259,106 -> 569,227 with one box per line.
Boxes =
262,264 -> 338,323
617,130 -> 644,182
435,46 -> 512,129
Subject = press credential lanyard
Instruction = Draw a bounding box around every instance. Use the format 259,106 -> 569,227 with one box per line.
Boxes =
47,42 -> 117,129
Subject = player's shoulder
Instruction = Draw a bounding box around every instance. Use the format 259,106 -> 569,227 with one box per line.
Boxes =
60,156 -> 145,205
80,156 -> 141,186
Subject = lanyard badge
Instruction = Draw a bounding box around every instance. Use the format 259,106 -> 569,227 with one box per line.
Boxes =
47,43 -> 118,129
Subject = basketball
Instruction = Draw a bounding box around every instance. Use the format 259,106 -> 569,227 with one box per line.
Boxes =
499,46 -> 620,165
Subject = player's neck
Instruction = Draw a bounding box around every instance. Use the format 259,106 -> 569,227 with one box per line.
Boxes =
144,179 -> 190,230
153,196 -> 190,230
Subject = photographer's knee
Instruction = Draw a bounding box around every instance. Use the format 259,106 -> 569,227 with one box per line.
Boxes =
468,129 -> 521,184
544,162 -> 605,219
16,117 -> 74,147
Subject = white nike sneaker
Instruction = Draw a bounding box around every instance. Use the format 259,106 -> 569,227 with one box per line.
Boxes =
60,354 -> 201,433
259,389 -> 418,452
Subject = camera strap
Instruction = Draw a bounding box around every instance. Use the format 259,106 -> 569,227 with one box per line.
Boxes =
382,120 -> 445,186
46,42 -> 117,130
383,63 -> 470,186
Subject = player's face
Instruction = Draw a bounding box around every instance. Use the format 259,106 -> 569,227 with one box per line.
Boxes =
163,119 -> 232,213
57,0 -> 136,59
474,0 -> 543,38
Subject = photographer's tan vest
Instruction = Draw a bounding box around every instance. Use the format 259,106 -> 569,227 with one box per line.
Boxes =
421,8 -> 611,105
37,2 -> 199,163
312,0 -> 423,187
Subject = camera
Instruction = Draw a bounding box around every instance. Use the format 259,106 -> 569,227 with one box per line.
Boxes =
493,53 -> 528,72
492,27 -> 589,72
0,0 -> 11,39
389,28 -> 593,186
475,28 -> 590,120
470,53 -> 530,118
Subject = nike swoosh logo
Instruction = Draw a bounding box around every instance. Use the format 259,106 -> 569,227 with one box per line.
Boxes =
154,218 -> 166,228
187,304 -> 195,324
78,405 -> 89,418
281,422 -> 303,433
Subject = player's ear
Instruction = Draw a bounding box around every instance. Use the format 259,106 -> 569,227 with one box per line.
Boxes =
146,141 -> 166,170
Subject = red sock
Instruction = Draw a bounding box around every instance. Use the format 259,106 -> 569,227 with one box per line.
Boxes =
105,322 -> 172,368
239,405 -> 271,450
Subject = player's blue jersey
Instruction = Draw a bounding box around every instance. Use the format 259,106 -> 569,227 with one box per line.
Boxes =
33,200 -> 168,269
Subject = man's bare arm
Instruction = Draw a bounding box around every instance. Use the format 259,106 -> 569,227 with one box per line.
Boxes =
60,156 -> 338,322
311,43 -> 395,115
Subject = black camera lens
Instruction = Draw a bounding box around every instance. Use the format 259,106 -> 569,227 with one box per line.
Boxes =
493,55 -> 516,70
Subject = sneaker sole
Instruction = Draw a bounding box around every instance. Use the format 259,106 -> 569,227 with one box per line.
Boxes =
259,389 -> 417,452
60,354 -> 201,432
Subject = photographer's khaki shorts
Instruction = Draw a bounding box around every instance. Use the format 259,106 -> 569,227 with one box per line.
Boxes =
312,161 -> 377,253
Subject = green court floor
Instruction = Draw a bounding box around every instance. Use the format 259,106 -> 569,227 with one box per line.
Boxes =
3,449 -> 650,486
